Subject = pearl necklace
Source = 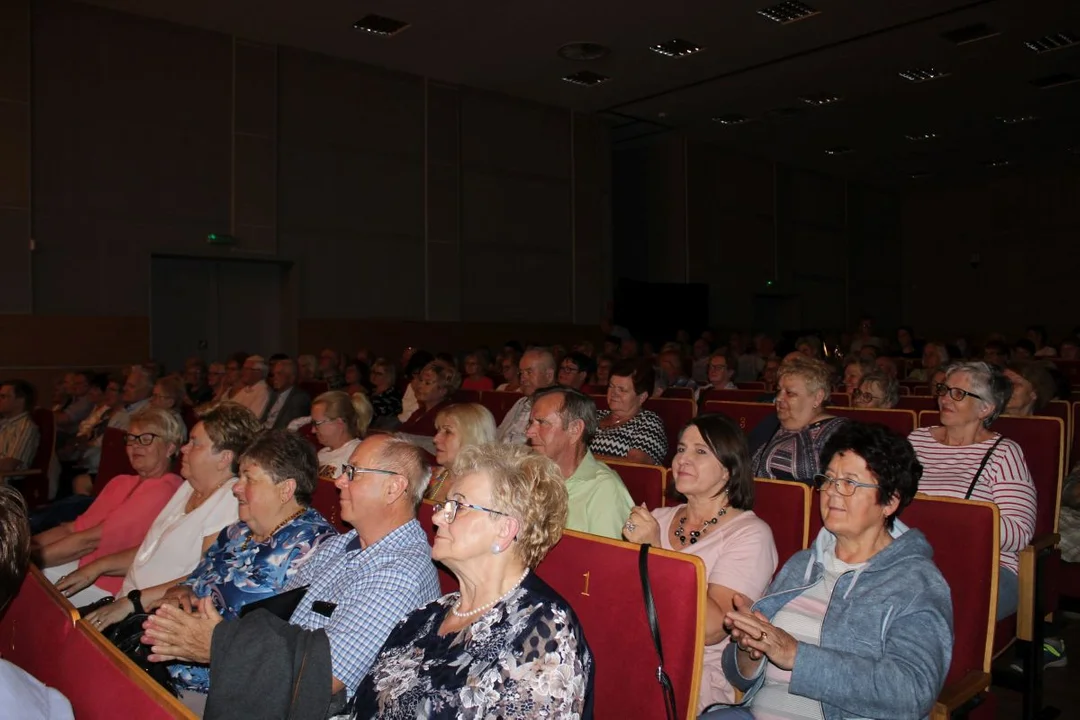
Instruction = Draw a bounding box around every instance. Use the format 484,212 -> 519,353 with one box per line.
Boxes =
451,568 -> 529,618
674,508 -> 727,545
240,508 -> 305,551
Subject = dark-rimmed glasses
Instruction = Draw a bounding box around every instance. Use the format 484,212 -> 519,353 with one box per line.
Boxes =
813,473 -> 878,497
124,432 -> 161,446
851,388 -> 881,404
339,464 -> 401,483
933,383 -> 984,402
437,499 -> 509,524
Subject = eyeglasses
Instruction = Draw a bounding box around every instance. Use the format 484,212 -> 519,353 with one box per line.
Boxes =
851,389 -> 881,403
437,499 -> 509,524
707,364 -> 729,372
124,432 -> 161,446
339,464 -> 401,483
933,383 -> 984,402
813,474 -> 878,496
559,365 -> 580,374
311,417 -> 337,428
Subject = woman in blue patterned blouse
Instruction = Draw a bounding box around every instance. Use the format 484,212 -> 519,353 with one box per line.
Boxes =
156,429 -> 336,704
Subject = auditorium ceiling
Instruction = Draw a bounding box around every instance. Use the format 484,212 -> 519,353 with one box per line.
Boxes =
78,0 -> 1080,186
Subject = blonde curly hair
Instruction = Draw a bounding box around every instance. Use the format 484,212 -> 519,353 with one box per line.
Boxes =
778,355 -> 834,398
451,443 -> 568,568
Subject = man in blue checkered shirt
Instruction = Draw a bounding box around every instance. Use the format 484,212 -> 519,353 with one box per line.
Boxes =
142,434 -> 440,714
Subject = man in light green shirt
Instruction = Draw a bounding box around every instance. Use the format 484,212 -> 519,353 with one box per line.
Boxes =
526,387 -> 634,539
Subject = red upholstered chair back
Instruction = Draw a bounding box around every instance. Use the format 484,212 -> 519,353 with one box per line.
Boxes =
180,406 -> 198,433
0,566 -> 78,678
753,479 -> 811,565
828,407 -> 917,438
828,392 -> 850,407
94,427 -> 135,495
1056,360 -> 1080,387
903,497 -> 1000,684
897,395 -> 939,413
736,381 -> 766,391
590,394 -> 609,411
535,531 -> 705,720
703,389 -> 769,403
643,398 -> 696,466
477,391 -> 521,424
920,411 -> 1064,536
298,380 -> 329,399
451,389 -> 481,404
312,479 -> 348,533
662,387 -> 695,399
607,459 -> 668,508
897,385 -> 911,396
701,401 -> 774,434
20,409 -> 56,507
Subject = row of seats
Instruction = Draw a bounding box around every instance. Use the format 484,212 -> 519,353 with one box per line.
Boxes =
0,566 -> 194,719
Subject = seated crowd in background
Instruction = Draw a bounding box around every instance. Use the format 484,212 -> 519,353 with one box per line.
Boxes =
2,317 -> 1080,718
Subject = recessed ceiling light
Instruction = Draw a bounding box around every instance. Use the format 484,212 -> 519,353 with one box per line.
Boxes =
799,92 -> 843,106
996,115 -> 1039,125
899,67 -> 951,83
983,159 -> 1010,168
352,14 -> 410,37
649,39 -> 705,58
712,114 -> 752,125
757,1 -> 819,24
1024,32 -> 1078,54
941,23 -> 1000,46
557,42 -> 610,61
1031,72 -> 1080,89
562,70 -> 611,87
824,146 -> 853,156
905,132 -> 938,141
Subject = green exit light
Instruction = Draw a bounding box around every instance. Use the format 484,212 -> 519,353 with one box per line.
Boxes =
765,280 -> 774,287
206,233 -> 237,245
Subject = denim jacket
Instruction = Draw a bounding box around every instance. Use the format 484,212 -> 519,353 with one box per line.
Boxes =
721,520 -> 953,720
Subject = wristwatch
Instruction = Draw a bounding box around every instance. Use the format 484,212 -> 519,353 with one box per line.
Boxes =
127,588 -> 144,615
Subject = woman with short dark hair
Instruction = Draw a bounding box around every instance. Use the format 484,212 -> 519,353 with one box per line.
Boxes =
623,414 -> 777,713
704,422 -> 952,720
589,359 -> 667,465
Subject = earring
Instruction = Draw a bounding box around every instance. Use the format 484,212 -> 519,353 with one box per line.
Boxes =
491,543 -> 502,555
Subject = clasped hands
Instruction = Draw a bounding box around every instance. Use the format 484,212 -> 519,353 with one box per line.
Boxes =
139,595 -> 223,665
724,593 -> 798,671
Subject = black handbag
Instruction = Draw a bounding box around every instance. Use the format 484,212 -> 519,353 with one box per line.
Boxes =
103,612 -> 181,697
638,543 -> 678,720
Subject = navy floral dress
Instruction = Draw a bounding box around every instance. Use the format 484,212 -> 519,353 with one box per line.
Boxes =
346,571 -> 594,719
167,506 -> 336,693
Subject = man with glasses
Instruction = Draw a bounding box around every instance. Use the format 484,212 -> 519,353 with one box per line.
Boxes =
141,435 -> 439,716
496,349 -> 556,445
557,352 -> 592,391
526,387 -> 633,539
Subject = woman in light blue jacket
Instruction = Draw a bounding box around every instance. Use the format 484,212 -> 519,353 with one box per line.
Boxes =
705,421 -> 953,720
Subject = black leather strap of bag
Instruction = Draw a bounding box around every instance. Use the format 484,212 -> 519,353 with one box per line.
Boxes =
964,435 -> 1005,500
638,543 -> 678,720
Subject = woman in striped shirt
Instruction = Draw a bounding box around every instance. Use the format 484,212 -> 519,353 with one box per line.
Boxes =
907,361 -> 1036,619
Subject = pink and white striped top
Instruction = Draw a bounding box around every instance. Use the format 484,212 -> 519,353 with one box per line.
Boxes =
908,427 -> 1036,575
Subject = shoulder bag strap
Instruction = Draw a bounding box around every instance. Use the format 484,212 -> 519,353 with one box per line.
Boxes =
638,543 -> 678,720
964,435 -> 1006,500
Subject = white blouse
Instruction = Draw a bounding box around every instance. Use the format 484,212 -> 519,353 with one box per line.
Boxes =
121,479 -> 239,594
317,438 -> 362,480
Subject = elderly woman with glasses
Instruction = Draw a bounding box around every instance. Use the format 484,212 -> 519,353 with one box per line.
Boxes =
399,360 -> 461,436
56,404 -> 262,627
851,371 -> 899,409
702,422 -> 952,720
347,443 -> 594,718
590,358 -> 668,465
907,361 -> 1035,619
37,407 -> 186,601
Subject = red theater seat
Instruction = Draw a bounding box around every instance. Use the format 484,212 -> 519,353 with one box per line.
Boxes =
829,407 -> 917,437
590,394 -> 609,411
1055,360 -> 1080,387
607,459 -> 668,508
753,478 -> 810,565
897,395 -> 939,413
662,387 -> 695,399
451,389 -> 481,404
736,381 -> 766,391
535,532 -> 704,720
701,400 -> 774,435
298,380 -> 329,399
702,388 -> 768,403
643,398 -> 696,465
94,426 -> 136,495
828,392 -> 850,407
312,479 -> 348,532
477,391 -> 521,424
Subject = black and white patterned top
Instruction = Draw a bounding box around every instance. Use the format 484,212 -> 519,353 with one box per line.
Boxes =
589,409 -> 668,465
345,571 -> 594,719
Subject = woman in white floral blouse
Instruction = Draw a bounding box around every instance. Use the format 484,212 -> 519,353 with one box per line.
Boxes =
347,443 -> 594,719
